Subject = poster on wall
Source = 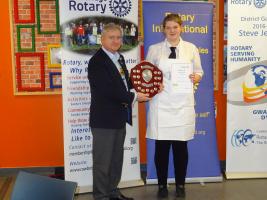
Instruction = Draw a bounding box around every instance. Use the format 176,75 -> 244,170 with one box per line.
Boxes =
226,0 -> 267,179
11,0 -> 62,95
143,0 -> 221,183
59,0 -> 142,192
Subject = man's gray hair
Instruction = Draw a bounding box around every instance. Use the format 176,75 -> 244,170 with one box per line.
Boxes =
101,23 -> 122,36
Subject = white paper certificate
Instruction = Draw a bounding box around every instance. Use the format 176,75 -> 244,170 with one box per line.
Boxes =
170,60 -> 193,94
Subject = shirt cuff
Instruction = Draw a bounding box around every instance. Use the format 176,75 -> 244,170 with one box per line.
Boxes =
130,89 -> 137,107
195,72 -> 203,77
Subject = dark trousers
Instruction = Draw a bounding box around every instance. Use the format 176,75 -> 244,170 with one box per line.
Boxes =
92,127 -> 126,200
154,140 -> 188,186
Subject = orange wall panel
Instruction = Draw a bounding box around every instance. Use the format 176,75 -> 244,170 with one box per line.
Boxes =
0,1 -> 64,168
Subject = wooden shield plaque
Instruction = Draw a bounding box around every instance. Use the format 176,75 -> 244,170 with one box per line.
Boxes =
130,61 -> 163,98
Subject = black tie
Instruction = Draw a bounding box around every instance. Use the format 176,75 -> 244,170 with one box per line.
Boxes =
118,54 -> 132,125
169,47 -> 176,59
118,55 -> 130,86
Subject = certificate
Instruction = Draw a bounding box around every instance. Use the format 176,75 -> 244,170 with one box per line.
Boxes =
170,60 -> 193,94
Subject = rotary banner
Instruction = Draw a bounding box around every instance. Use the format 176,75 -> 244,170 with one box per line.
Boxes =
59,0 -> 142,193
226,0 -> 267,179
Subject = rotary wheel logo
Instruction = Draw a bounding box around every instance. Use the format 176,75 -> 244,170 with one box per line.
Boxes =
109,0 -> 132,17
254,0 -> 266,8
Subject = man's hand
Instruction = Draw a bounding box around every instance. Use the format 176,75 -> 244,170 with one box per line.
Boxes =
137,92 -> 151,102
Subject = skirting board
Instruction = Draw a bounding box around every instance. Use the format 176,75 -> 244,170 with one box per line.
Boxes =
225,172 -> 267,179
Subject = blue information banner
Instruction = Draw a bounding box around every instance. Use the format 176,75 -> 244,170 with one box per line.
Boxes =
143,1 -> 221,182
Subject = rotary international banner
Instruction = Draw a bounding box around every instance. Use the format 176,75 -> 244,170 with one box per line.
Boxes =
59,0 -> 142,192
143,1 -> 221,183
226,0 -> 267,179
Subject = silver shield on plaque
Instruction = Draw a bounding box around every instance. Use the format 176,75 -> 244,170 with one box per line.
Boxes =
142,68 -> 152,82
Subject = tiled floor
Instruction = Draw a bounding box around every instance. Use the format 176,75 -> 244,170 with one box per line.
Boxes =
75,179 -> 267,200
2,174 -> 267,200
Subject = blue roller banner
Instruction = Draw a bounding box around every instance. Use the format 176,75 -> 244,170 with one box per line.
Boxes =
143,1 -> 221,183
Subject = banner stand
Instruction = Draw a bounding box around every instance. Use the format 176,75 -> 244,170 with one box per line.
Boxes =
118,180 -> 144,188
143,1 -> 222,183
59,0 -> 143,192
146,177 -> 222,185
226,0 -> 267,178
77,180 -> 144,194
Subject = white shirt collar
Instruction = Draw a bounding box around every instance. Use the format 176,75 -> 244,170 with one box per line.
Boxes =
102,47 -> 120,61
165,37 -> 183,49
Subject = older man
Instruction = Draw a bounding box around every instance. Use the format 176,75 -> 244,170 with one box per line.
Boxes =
88,23 -> 150,200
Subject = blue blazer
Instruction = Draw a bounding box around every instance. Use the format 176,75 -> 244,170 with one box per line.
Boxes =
88,48 -> 134,129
